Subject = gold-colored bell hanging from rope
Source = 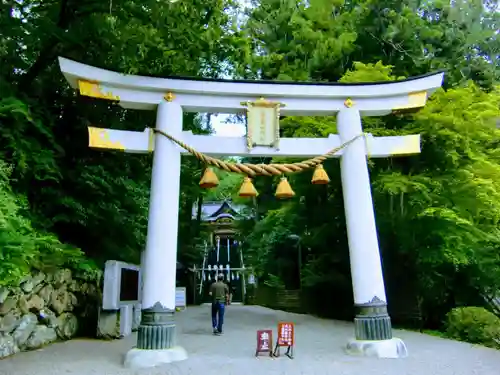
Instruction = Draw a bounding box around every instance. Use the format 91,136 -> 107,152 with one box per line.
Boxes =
311,164 -> 330,185
199,167 -> 219,189
275,177 -> 295,199
238,177 -> 258,197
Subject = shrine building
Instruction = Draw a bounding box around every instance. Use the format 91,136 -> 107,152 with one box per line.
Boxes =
191,200 -> 252,304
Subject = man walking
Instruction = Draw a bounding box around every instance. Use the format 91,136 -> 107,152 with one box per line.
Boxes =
209,274 -> 229,335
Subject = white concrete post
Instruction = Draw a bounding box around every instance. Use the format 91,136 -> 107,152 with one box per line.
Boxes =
140,250 -> 146,299
142,100 -> 182,310
338,108 -> 407,358
125,99 -> 187,368
337,108 -> 387,305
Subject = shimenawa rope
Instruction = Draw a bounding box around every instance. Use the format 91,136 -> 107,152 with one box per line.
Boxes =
152,128 -> 364,177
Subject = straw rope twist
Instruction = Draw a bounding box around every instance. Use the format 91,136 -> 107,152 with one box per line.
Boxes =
153,128 -> 364,177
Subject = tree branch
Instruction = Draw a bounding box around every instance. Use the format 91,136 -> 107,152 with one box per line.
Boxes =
18,0 -> 71,90
17,0 -> 107,92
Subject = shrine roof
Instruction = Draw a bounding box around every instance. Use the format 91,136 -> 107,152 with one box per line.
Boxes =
192,200 -> 249,221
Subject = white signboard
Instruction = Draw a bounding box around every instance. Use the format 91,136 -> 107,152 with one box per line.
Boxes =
102,260 -> 141,310
175,287 -> 187,311
244,98 -> 283,150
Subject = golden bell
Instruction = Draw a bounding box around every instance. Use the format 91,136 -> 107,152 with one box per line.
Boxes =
199,167 -> 219,189
311,164 -> 330,185
238,177 -> 258,197
275,177 -> 295,199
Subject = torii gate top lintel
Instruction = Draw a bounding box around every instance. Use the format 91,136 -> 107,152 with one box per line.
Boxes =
60,57 -> 443,158
59,57 -> 444,116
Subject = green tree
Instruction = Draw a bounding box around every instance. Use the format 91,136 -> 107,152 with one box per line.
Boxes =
0,0 -> 245,282
236,11 -> 500,325
238,0 -> 499,88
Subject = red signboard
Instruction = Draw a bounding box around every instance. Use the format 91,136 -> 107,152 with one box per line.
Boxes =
255,329 -> 273,357
277,322 -> 295,347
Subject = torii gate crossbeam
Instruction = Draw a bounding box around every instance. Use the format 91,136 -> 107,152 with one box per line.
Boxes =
58,57 -> 443,368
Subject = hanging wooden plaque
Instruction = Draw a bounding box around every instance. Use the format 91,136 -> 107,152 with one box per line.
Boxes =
241,97 -> 284,151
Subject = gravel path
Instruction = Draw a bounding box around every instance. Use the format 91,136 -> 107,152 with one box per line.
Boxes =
1,305 -> 499,375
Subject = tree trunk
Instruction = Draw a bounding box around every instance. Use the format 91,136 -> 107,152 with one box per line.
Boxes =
195,194 -> 204,236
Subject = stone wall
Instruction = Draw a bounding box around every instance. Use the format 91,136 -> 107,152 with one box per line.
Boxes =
0,268 -> 100,359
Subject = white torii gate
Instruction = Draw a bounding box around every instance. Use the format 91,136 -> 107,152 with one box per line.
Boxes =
58,57 -> 443,368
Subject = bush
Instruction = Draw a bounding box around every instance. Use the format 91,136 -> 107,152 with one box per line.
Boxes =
0,159 -> 97,287
445,307 -> 500,349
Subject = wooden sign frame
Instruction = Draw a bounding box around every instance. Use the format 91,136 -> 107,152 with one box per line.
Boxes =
273,322 -> 295,359
255,329 -> 273,357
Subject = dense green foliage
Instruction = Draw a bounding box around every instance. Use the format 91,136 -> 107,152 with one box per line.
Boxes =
445,307 -> 500,349
1,0 -> 499,343
0,0 -> 244,284
0,156 -> 93,286
229,0 -> 500,330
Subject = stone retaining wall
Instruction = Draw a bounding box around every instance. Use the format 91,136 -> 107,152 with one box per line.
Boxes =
0,268 -> 100,359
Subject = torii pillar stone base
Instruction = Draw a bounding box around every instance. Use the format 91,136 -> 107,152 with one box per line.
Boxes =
124,347 -> 188,370
346,338 -> 408,358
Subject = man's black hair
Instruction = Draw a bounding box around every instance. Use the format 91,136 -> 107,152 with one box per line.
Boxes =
217,274 -> 224,281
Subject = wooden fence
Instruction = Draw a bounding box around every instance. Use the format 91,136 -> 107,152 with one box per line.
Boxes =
250,286 -> 304,313
275,289 -> 301,310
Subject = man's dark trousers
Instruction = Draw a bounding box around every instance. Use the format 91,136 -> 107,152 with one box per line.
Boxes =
211,301 -> 225,333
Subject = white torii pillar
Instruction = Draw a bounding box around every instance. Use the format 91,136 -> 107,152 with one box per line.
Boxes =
58,57 -> 443,367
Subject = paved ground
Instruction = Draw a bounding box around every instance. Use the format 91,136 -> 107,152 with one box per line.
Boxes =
1,305 -> 499,375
